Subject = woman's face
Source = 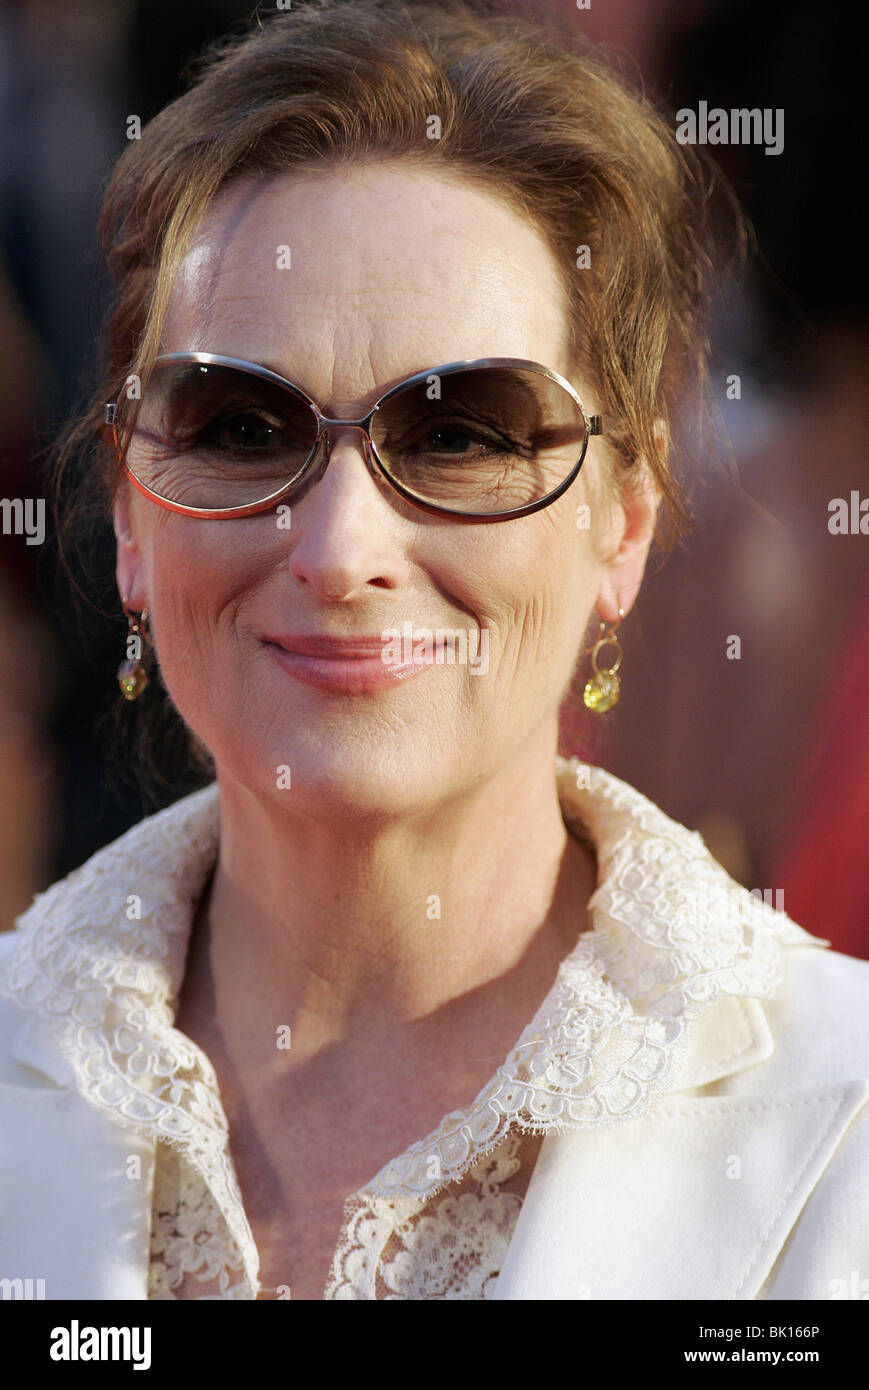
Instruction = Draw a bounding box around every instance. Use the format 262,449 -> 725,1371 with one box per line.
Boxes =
114,161 -> 654,814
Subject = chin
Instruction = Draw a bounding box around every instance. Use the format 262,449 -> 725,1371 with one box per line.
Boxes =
219,729 -> 451,822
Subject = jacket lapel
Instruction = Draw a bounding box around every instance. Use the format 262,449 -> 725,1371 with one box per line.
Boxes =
1,1013 -> 155,1299
492,992 -> 869,1299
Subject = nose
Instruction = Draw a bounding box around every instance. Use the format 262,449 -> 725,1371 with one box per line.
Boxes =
295,420 -> 380,488
284,425 -> 411,598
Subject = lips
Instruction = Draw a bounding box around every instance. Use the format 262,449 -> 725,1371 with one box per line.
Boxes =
264,634 -> 395,658
262,632 -> 433,694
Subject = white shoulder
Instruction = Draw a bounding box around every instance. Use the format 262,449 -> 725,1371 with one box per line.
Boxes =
746,944 -> 869,1092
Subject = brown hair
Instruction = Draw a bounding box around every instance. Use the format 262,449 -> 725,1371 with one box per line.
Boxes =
49,0 -> 745,800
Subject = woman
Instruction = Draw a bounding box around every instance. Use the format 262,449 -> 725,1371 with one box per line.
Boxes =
1,0 -> 867,1301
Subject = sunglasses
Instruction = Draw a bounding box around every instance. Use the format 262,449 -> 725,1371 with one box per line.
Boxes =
104,352 -> 610,521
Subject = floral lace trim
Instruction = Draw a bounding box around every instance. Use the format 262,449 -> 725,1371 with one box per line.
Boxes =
149,1126 -> 538,1300
1,758 -> 825,1291
149,1142 -> 252,1300
324,1129 -> 540,1299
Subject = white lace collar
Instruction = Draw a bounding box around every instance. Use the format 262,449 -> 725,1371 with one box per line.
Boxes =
3,757 -> 823,1288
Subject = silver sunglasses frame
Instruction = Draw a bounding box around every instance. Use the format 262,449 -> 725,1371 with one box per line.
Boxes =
104,351 -> 608,521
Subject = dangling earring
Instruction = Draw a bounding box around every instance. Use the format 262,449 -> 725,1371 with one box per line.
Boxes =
118,598 -> 150,700
582,606 -> 624,713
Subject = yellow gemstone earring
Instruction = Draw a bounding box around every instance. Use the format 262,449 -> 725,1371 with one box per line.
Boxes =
117,598 -> 150,701
582,607 -> 624,713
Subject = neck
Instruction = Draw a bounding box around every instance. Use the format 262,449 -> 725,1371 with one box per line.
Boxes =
177,734 -> 597,1086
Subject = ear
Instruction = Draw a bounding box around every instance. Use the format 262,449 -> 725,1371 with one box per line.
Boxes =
595,426 -> 666,622
113,481 -> 148,612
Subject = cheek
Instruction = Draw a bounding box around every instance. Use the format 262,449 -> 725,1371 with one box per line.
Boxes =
441,503 -> 596,679
145,520 -> 264,668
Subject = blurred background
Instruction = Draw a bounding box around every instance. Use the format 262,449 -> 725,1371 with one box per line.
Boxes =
0,0 -> 866,955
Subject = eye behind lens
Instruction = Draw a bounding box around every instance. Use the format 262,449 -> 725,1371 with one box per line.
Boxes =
369,366 -> 587,513
115,359 -> 318,510
113,359 -> 588,515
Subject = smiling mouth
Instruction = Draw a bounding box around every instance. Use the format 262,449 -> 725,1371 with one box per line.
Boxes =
263,638 -> 433,694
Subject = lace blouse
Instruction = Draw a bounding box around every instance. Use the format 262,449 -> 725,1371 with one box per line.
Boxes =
4,756 -> 819,1300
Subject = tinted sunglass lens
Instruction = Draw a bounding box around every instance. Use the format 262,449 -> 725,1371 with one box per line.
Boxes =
115,361 -> 588,516
116,361 -> 318,511
370,367 -> 587,513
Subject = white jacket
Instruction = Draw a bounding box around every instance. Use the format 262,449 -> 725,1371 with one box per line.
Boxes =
0,758 -> 867,1300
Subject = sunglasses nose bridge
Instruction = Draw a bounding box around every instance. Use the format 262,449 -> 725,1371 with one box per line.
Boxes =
311,411 -> 381,477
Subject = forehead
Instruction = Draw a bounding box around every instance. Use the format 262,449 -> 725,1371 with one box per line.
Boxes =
160,162 -> 572,402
